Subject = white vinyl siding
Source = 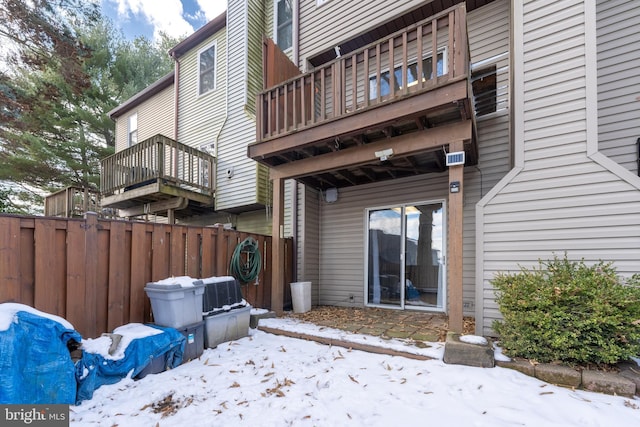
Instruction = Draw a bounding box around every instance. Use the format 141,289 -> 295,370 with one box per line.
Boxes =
476,0 -> 640,336
215,0 -> 265,212
114,84 -> 175,153
177,31 -> 226,150
596,0 -> 640,175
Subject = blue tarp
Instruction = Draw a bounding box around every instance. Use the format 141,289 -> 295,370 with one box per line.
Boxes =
0,310 -> 82,404
75,325 -> 185,404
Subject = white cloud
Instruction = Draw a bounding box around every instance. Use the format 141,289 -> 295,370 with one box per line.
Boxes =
195,0 -> 226,21
111,0 -> 194,40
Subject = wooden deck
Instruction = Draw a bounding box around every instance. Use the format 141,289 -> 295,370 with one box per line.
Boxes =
252,4 -> 474,333
250,4 -> 475,190
44,186 -> 110,218
100,134 -> 215,219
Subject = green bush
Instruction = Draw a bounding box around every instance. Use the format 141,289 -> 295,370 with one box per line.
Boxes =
492,255 -> 640,365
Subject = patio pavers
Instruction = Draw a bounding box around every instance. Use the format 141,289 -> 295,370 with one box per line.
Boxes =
284,306 -> 475,343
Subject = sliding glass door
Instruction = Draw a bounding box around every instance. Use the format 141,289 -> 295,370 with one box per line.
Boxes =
366,201 -> 445,311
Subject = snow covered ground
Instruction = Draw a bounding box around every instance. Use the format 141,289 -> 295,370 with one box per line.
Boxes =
70,318 -> 640,427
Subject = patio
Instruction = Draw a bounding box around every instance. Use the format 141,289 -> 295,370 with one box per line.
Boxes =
283,306 -> 476,343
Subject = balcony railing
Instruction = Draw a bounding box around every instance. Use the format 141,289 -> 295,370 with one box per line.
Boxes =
256,4 -> 468,142
100,134 -> 215,197
44,186 -> 106,218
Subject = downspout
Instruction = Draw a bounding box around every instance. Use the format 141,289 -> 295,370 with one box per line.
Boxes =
293,0 -> 300,67
292,181 -> 298,281
170,53 -> 180,141
215,7 -> 231,175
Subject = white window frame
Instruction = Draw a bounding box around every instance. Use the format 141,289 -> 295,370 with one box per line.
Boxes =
364,199 -> 447,312
274,0 -> 293,52
198,41 -> 217,96
127,113 -> 138,147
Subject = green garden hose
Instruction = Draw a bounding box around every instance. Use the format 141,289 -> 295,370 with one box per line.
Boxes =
230,237 -> 262,284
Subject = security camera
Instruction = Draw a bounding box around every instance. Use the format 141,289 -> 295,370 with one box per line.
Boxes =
375,148 -> 393,162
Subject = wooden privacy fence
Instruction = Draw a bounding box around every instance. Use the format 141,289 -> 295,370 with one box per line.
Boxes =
0,213 -> 293,338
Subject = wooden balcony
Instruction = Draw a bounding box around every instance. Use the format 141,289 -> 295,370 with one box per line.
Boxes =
44,186 -> 113,218
249,4 -> 476,189
100,134 -> 215,219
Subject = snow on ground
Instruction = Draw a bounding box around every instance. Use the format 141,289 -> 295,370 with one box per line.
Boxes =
70,318 -> 640,427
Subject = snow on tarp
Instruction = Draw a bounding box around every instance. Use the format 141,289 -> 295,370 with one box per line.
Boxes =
0,303 -> 82,404
75,324 -> 186,404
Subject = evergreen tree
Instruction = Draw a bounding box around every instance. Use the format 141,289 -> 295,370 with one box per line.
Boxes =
0,0 -> 179,213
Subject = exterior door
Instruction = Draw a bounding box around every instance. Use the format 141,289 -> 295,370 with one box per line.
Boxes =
366,201 -> 445,311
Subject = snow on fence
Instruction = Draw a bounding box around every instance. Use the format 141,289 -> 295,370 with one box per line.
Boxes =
0,213 -> 293,338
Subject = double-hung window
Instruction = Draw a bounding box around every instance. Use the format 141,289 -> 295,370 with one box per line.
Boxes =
127,113 -> 138,146
198,42 -> 216,96
275,0 -> 292,51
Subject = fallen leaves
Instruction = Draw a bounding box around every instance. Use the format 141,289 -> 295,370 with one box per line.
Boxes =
624,400 -> 639,410
141,393 -> 193,419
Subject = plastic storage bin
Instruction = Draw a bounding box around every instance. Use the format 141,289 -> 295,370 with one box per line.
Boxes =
290,281 -> 312,313
144,281 -> 205,328
200,276 -> 243,313
178,320 -> 205,363
204,305 -> 251,348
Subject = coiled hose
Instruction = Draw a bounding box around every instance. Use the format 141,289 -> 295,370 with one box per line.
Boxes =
230,237 -> 262,284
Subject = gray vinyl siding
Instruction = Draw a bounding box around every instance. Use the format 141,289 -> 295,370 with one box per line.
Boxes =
477,0 -> 640,336
215,0 -> 263,211
298,185 -> 320,305
176,31 -> 226,149
114,85 -> 174,152
318,174 -> 444,307
463,0 -> 511,313
596,0 -> 640,174
298,0 -> 429,69
313,0 -> 510,314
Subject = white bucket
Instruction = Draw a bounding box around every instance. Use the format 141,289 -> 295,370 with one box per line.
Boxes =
290,281 -> 312,313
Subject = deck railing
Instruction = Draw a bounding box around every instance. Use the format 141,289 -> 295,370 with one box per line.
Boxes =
44,186 -> 106,218
257,4 -> 469,142
100,134 -> 216,197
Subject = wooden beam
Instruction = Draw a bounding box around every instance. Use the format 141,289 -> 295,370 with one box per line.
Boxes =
271,177 -> 285,315
448,139 -> 464,333
271,120 -> 471,180
118,197 -> 187,218
248,78 -> 468,159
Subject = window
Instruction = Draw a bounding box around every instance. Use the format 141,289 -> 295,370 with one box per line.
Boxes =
471,66 -> 497,116
198,42 -> 216,95
127,113 -> 137,146
369,49 -> 446,100
366,202 -> 445,311
275,0 -> 292,51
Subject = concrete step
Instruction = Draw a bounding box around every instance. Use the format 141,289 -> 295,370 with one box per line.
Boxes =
443,332 -> 495,368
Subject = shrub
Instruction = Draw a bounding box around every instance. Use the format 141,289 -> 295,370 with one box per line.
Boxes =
492,254 -> 640,365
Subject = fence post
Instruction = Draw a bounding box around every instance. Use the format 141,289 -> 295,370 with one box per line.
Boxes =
84,212 -> 99,337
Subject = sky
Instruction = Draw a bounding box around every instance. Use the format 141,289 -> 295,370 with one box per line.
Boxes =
100,0 -> 227,41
